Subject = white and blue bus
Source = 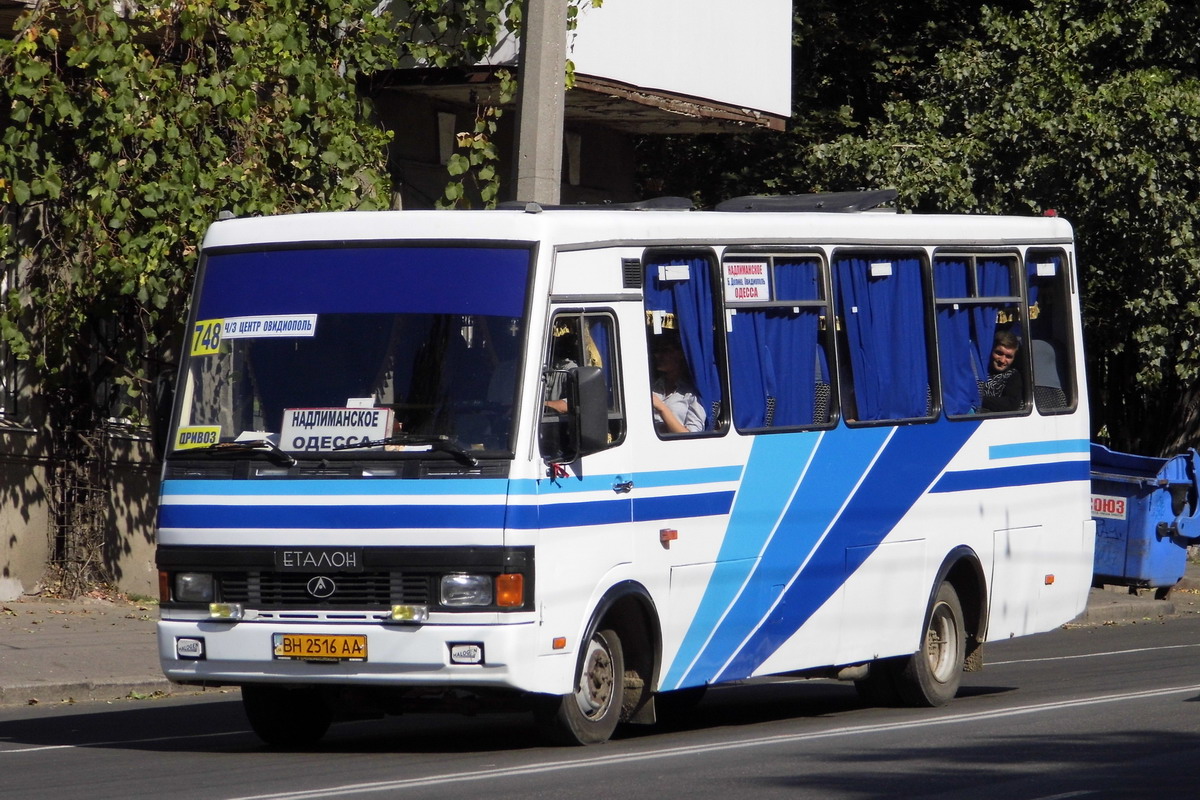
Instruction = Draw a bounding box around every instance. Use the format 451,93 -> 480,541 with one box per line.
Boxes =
156,193 -> 1095,746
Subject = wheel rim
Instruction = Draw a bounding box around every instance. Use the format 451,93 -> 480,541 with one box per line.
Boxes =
573,634 -> 616,719
924,600 -> 961,683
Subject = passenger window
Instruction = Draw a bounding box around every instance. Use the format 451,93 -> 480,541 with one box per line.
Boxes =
1026,250 -> 1077,413
933,254 -> 1026,417
833,253 -> 934,422
643,252 -> 726,436
723,254 -> 834,431
540,312 -> 624,453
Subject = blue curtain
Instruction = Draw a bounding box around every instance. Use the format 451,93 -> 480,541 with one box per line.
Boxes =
644,257 -> 723,429
934,260 -> 979,416
969,260 -> 1014,371
587,318 -> 614,407
1026,254 -> 1061,340
835,257 -> 929,420
727,259 -> 822,429
728,310 -> 771,428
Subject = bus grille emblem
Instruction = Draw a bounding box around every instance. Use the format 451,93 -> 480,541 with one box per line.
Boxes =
307,576 -> 336,598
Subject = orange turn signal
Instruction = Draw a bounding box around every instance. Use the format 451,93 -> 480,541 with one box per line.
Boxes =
496,573 -> 525,607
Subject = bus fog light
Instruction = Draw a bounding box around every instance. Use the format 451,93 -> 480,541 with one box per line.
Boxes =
389,604 -> 429,622
449,642 -> 484,664
208,602 -> 244,620
440,574 -> 493,606
176,637 -> 206,660
174,572 -> 214,603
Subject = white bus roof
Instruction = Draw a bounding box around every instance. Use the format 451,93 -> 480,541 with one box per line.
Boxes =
201,206 -> 1075,252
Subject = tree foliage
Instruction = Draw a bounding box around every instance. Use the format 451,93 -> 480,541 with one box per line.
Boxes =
0,0 -> 513,431
0,0 -> 513,591
638,0 -> 1200,455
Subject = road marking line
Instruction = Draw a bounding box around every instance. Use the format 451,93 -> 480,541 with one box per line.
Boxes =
221,683 -> 1200,800
989,641 -> 1200,666
0,729 -> 248,755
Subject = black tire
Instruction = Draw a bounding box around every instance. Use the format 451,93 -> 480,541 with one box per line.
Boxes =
895,581 -> 966,707
241,685 -> 332,748
535,628 -> 624,745
854,658 -> 903,707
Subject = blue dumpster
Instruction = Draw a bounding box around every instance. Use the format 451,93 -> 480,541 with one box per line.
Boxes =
1090,443 -> 1190,591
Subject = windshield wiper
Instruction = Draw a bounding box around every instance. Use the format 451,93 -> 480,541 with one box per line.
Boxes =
332,433 -> 479,466
196,439 -> 297,467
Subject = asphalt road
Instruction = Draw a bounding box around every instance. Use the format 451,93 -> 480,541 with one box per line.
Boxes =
3,616 -> 1200,800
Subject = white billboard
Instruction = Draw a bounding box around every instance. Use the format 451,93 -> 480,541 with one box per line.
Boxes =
490,0 -> 792,119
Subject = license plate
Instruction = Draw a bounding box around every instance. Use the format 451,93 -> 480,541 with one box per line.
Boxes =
273,633 -> 367,662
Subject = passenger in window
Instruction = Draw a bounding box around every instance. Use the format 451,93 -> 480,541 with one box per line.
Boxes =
650,334 -> 705,433
979,330 -> 1024,412
543,327 -> 580,414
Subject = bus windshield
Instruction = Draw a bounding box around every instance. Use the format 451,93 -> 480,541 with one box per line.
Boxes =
172,244 -> 533,458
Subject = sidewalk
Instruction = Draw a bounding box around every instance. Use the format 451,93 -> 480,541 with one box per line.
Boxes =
2,564 -> 1199,708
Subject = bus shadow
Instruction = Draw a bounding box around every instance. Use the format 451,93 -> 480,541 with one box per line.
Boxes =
0,680 -> 1023,756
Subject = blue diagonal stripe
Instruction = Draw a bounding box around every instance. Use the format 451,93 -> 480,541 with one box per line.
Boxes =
713,419 -> 978,682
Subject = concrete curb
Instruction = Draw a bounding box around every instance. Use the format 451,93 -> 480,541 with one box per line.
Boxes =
1070,598 -> 1177,626
1068,573 -> 1200,627
0,679 -> 179,707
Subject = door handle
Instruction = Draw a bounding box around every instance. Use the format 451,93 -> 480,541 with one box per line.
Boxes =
613,477 -> 634,494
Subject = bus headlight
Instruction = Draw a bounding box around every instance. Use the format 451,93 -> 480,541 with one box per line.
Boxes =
440,573 -> 493,606
174,572 -> 214,603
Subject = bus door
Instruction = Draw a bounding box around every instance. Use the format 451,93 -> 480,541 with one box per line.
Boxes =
535,308 -> 635,638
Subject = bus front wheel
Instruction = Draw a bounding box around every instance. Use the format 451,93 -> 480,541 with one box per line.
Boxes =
896,581 -> 966,707
535,628 -> 625,745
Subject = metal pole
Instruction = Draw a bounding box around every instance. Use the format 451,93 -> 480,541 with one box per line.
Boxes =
512,0 -> 567,205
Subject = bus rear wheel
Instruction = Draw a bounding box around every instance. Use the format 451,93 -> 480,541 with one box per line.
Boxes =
241,684 -> 332,747
535,628 -> 624,745
896,581 -> 966,707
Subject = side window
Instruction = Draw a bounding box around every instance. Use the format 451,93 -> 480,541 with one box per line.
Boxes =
833,252 -> 934,423
643,251 -> 726,437
540,311 -> 625,448
933,254 -> 1027,417
723,253 -> 833,431
1026,250 -> 1077,413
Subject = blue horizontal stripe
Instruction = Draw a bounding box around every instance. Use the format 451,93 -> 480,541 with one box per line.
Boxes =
634,491 -> 736,522
163,465 -> 744,500
635,466 -> 744,489
160,490 -> 737,532
158,503 -> 507,530
510,465 -> 743,496
534,498 -> 631,528
989,439 -> 1090,460
161,479 -> 508,497
524,489 -> 735,531
931,460 -> 1088,493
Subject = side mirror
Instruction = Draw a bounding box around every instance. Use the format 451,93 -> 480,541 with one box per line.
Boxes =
541,366 -> 608,463
572,366 -> 609,457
